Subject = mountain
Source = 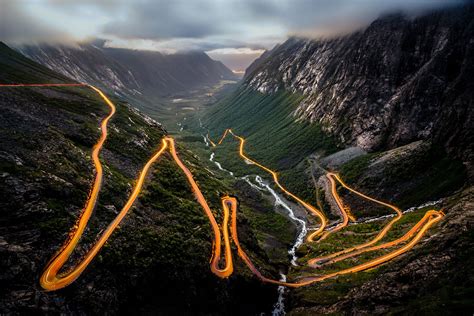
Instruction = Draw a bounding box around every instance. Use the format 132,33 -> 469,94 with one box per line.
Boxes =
2,3 -> 473,315
202,5 -> 473,190
0,42 -> 74,84
103,47 -> 237,96
0,42 -> 290,314
16,41 -> 238,100
196,5 -> 473,314
243,7 -> 473,171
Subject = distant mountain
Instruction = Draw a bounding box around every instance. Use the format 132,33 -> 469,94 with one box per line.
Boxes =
16,41 -> 238,99
103,47 -> 237,96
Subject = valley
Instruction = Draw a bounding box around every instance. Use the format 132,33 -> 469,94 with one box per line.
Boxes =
2,82 -> 443,293
1,2 -> 473,315
0,78 -> 456,314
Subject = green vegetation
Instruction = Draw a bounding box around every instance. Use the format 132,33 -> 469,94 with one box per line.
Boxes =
180,88 -> 339,204
290,271 -> 377,310
339,153 -> 379,184
339,145 -> 467,209
0,71 -> 282,313
202,88 -> 338,170
286,206 -> 442,311
393,147 -> 467,207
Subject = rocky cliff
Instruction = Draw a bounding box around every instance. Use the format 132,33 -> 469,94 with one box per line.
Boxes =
198,6 -> 473,314
244,6 -> 474,171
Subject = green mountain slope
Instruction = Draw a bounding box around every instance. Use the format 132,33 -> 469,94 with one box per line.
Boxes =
0,42 -> 290,314
202,88 -> 338,170
198,87 -> 339,201
192,7 -> 473,314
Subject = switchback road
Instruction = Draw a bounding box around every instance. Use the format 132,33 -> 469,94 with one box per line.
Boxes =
0,84 -> 443,291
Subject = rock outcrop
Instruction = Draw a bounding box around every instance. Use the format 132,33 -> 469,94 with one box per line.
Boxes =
244,6 -> 474,172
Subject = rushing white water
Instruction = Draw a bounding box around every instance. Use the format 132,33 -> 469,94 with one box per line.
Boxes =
202,134 -> 210,147
272,274 -> 287,316
246,175 -> 306,316
202,133 -> 235,176
253,176 -> 307,266
199,127 -> 303,315
210,152 -> 234,176
355,198 -> 443,224
241,175 -> 264,191
405,199 -> 443,213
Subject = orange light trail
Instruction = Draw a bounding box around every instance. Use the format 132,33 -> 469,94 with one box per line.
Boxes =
2,83 -> 234,288
317,173 -> 350,241
0,83 -> 443,291
208,129 -> 328,242
307,173 -> 404,267
208,129 -> 444,287
309,210 -> 444,267
224,195 -> 443,287
166,137 -> 233,277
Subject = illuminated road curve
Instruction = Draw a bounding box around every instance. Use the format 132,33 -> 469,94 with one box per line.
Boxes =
0,84 -> 444,290
207,129 -> 444,287
225,196 -> 443,287
0,83 -> 234,290
210,129 -> 328,242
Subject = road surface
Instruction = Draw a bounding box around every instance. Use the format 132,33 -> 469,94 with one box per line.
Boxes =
0,84 -> 444,291
207,129 -> 444,287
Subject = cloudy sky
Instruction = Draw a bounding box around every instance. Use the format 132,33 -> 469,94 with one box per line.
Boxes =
0,0 -> 465,72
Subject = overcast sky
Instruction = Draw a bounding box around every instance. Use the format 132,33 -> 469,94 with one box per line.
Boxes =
0,0 -> 465,71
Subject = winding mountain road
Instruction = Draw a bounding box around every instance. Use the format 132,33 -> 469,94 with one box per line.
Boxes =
0,84 -> 443,291
207,129 -> 444,287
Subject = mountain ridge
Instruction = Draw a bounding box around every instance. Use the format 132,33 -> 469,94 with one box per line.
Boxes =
196,8 -> 473,312
242,5 -> 473,174
16,41 -> 238,100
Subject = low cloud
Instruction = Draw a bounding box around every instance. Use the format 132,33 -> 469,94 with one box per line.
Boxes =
0,0 -> 467,70
2,0 -> 466,47
102,1 -> 222,40
102,0 -> 466,43
0,1 -> 71,44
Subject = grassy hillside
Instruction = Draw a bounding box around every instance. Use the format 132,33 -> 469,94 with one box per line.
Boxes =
193,81 -> 471,315
202,87 -> 338,169
0,42 -> 289,314
197,87 -> 339,202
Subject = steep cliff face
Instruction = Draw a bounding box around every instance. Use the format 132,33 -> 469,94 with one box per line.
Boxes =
244,7 -> 474,168
17,41 -> 237,99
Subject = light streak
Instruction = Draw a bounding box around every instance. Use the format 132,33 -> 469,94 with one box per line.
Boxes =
208,129 -> 444,287
0,83 -> 443,291
208,129 -> 328,242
